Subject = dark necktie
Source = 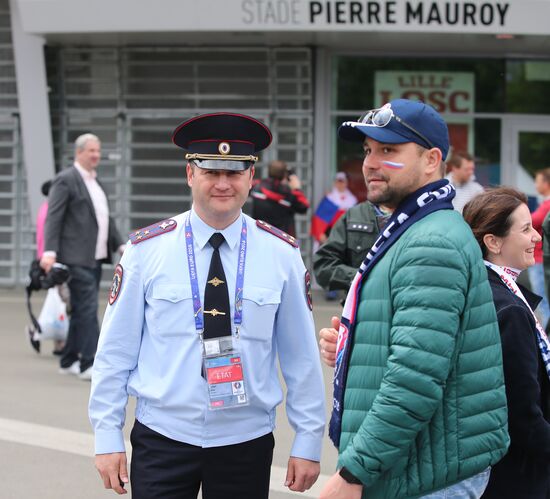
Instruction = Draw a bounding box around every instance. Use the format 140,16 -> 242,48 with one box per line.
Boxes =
203,232 -> 231,340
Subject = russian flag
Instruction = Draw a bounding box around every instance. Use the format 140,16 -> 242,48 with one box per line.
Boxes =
310,196 -> 346,241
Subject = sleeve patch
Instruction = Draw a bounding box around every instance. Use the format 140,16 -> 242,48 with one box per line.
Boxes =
130,219 -> 177,244
256,220 -> 299,248
108,264 -> 123,306
305,270 -> 313,311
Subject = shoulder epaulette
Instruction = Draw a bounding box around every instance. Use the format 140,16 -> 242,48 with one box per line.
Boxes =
256,220 -> 299,248
130,219 -> 177,244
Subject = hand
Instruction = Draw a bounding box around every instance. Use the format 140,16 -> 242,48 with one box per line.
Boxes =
95,452 -> 129,495
288,173 -> 302,190
40,254 -> 56,273
319,316 -> 339,367
318,233 -> 328,244
319,471 -> 362,499
284,456 -> 320,492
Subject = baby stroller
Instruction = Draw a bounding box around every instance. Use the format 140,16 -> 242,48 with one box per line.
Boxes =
25,260 -> 71,354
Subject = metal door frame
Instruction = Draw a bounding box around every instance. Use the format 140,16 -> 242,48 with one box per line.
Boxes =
501,115 -> 550,187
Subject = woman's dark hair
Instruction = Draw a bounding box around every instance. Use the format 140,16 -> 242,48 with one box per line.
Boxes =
462,187 -> 528,258
41,179 -> 52,197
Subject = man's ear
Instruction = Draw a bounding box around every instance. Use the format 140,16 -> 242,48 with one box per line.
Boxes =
483,233 -> 501,255
249,165 -> 255,187
425,147 -> 443,176
186,163 -> 194,186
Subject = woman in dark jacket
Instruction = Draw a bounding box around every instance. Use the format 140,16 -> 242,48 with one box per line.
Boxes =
464,187 -> 550,499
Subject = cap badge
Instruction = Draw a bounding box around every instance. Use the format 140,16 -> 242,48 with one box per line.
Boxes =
218,142 -> 231,155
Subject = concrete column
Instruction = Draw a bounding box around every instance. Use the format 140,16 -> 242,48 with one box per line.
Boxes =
313,47 -> 331,207
9,0 -> 55,224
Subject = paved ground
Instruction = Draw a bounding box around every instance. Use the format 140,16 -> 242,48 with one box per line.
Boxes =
0,287 -> 343,498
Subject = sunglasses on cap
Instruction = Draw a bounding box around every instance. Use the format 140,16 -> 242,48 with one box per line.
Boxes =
357,104 -> 435,150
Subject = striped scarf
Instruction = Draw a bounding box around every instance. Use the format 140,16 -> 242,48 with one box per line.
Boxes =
329,179 -> 455,446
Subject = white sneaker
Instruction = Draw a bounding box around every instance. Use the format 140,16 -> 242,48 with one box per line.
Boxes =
58,360 -> 80,375
78,366 -> 93,381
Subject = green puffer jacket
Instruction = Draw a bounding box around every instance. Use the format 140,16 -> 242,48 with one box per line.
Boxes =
338,210 -> 509,499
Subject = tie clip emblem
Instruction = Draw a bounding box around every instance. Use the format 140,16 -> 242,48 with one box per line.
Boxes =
208,277 -> 225,287
204,308 -> 226,316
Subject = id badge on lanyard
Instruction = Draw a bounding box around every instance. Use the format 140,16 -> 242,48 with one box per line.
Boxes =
202,337 -> 249,410
185,214 -> 249,411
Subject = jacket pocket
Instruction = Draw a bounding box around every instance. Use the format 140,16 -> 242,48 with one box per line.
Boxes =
241,286 -> 281,342
149,283 -> 193,337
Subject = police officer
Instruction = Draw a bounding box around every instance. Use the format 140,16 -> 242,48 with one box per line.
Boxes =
89,112 -> 325,498
313,200 -> 383,293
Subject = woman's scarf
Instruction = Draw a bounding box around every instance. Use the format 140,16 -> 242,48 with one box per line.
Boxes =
329,179 -> 455,446
485,260 -> 550,382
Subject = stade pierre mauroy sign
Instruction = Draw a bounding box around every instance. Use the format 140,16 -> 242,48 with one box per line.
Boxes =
242,0 -> 511,30
16,0 -> 550,35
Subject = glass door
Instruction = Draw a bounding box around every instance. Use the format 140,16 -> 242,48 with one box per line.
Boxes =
501,116 -> 550,197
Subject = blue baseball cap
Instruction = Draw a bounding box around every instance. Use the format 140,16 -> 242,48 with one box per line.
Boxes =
338,99 -> 450,159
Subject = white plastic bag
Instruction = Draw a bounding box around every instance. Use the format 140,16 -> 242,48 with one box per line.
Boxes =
38,287 -> 69,341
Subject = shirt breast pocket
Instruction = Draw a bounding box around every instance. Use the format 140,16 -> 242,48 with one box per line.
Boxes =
241,286 -> 281,342
149,283 -> 193,337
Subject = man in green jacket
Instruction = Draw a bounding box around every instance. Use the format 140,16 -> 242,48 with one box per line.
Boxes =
318,99 -> 509,499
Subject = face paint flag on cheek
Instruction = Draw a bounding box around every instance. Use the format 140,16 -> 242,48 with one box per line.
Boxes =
382,161 -> 405,169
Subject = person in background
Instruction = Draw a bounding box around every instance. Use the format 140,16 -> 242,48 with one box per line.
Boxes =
529,167 -> 550,327
463,187 -> 550,499
40,134 -> 125,380
250,159 -> 309,237
543,211 -> 550,330
318,99 -> 508,499
313,190 -> 382,296
33,179 -> 65,355
446,150 -> 484,213
36,179 -> 51,260
311,173 -> 359,300
311,172 -> 358,245
90,113 -> 325,498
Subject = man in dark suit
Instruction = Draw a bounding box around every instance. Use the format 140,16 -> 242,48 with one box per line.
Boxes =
40,133 -> 124,380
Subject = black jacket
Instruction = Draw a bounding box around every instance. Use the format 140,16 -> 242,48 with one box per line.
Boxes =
44,166 -> 124,268
313,201 -> 380,291
483,268 -> 550,499
250,177 -> 309,236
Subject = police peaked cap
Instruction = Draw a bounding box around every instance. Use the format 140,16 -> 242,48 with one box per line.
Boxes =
172,112 -> 272,171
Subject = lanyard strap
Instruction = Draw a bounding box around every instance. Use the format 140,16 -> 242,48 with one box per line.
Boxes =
185,214 -> 247,332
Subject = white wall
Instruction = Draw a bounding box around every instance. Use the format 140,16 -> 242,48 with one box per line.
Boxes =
15,0 -> 550,36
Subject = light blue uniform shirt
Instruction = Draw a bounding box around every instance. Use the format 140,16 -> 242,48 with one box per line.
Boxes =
89,209 -> 325,461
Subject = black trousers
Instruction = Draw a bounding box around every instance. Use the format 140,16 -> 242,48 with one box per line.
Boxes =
60,261 -> 102,371
130,420 -> 274,499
